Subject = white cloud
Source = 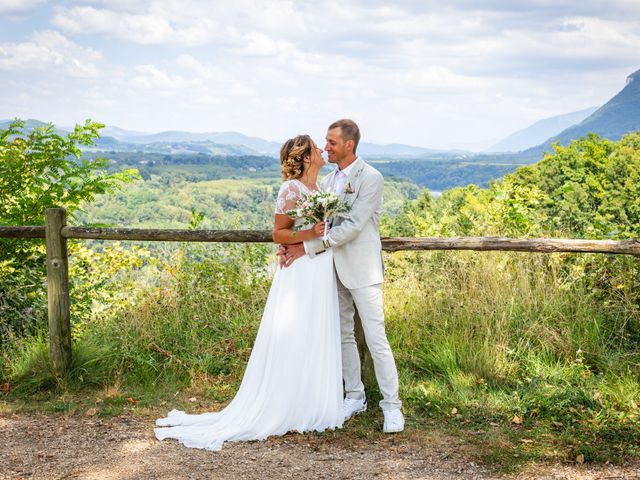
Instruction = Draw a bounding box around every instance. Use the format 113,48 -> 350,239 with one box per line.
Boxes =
50,0 -> 309,47
52,5 -> 219,46
131,64 -> 200,90
394,66 -> 492,90
175,54 -> 229,80
175,54 -> 262,91
556,16 -> 640,57
0,0 -> 46,16
0,30 -> 102,77
234,32 -> 296,57
2,1 -> 639,148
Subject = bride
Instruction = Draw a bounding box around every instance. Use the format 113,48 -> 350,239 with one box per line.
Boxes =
154,135 -> 344,450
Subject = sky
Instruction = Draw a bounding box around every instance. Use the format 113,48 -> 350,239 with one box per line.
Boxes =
1,1 -> 639,150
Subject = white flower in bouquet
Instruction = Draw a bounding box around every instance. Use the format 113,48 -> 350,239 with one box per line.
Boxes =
286,190 -> 351,232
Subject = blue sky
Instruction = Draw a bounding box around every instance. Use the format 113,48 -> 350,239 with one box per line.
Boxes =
1,1 -> 639,150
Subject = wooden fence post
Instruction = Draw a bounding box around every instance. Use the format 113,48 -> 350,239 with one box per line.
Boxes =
45,208 -> 72,376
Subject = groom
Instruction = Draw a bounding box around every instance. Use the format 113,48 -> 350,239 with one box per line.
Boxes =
281,119 -> 404,433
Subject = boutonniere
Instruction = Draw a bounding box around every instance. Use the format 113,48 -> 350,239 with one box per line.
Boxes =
344,182 -> 355,194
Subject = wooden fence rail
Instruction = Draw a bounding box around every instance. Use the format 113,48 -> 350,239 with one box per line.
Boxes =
4,225 -> 640,255
2,207 -> 639,376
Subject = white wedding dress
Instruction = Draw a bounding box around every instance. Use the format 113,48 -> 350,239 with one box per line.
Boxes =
155,179 -> 343,451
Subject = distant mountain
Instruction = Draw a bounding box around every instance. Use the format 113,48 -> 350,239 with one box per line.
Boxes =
0,118 -> 57,131
531,69 -> 640,153
100,126 -> 149,140
358,142 -> 461,157
92,136 -> 262,156
92,127 -> 463,158
205,132 -> 282,156
111,130 -> 282,155
0,119 -> 472,158
488,107 -> 598,153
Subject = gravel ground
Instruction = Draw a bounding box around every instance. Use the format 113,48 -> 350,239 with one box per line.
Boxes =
1,413 -> 639,480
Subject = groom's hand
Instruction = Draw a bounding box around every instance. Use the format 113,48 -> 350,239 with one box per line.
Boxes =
276,245 -> 287,268
277,243 -> 305,268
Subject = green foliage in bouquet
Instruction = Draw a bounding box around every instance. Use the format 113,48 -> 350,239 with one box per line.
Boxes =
285,190 -> 351,231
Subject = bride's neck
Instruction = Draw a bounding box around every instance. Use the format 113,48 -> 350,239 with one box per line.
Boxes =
299,167 -> 319,188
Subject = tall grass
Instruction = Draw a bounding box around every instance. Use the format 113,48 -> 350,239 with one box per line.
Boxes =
384,250 -> 639,462
2,245 -> 639,463
86,243 -> 272,396
2,243 -> 272,400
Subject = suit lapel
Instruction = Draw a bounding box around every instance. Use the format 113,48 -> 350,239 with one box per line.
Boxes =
341,157 -> 364,202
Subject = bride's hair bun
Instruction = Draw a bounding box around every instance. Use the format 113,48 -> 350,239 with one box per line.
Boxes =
280,134 -> 313,180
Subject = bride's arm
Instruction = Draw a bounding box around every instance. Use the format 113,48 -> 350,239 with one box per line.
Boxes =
272,214 -> 325,244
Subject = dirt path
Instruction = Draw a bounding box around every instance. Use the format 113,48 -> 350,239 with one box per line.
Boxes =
1,413 -> 638,480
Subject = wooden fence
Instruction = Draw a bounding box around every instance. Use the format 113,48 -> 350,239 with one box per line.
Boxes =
2,207 -> 640,377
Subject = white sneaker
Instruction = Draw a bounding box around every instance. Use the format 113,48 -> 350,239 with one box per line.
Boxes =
383,408 -> 404,433
343,397 -> 367,421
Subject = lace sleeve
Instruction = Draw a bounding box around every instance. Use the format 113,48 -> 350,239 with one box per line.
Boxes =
274,180 -> 302,215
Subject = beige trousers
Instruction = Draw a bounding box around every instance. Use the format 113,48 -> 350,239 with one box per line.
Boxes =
337,276 -> 401,411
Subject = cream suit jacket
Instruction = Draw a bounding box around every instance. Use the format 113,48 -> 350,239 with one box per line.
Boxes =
305,157 -> 385,289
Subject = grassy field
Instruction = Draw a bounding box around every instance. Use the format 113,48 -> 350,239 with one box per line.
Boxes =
2,243 -> 638,472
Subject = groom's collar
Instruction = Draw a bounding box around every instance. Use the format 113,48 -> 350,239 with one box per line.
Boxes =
335,156 -> 360,176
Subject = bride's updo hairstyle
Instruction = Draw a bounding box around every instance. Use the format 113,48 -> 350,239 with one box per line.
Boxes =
280,134 -> 313,180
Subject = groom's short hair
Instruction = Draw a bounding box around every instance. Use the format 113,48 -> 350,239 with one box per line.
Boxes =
329,119 -> 360,154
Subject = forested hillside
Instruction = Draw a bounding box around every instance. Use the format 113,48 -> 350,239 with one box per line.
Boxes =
77,176 -> 420,230
91,148 -> 522,192
388,132 -> 640,239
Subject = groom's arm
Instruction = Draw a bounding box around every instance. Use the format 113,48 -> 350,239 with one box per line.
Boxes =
304,236 -> 325,257
304,172 -> 382,256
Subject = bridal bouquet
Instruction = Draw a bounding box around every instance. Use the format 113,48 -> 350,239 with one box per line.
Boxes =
286,190 -> 351,238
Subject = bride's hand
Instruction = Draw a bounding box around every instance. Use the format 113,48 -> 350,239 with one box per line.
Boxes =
313,221 -> 326,237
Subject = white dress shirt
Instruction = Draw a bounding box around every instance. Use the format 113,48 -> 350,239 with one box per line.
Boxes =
324,160 -> 357,247
331,162 -> 356,194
